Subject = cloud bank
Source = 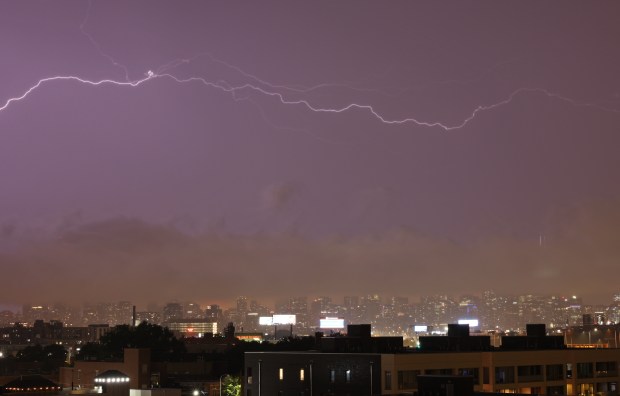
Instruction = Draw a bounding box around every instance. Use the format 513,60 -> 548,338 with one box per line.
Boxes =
1,201 -> 619,307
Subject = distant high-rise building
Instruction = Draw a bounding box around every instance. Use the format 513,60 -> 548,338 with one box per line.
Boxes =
0,310 -> 15,326
163,303 -> 183,323
344,296 -> 359,308
311,297 -> 332,327
275,297 -> 309,332
236,297 -> 249,316
235,297 -> 250,330
183,302 -> 203,319
82,304 -> 99,325
204,305 -> 222,321
113,301 -> 133,325
135,311 -> 160,324
22,304 -> 51,324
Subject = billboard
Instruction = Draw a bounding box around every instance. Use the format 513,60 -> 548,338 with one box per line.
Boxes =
458,319 -> 479,327
272,314 -> 296,325
319,317 -> 345,329
259,316 -> 273,326
414,325 -> 428,332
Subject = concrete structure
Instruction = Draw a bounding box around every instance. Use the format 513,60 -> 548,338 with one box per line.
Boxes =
59,349 -> 151,390
380,347 -> 620,395
245,351 -> 381,396
0,375 -> 62,396
129,389 -> 181,396
165,320 -> 217,337
59,348 -> 218,395
245,324 -> 620,395
94,370 -> 130,396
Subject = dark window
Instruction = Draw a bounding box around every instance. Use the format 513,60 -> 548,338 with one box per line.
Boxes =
397,370 -> 420,390
483,367 -> 489,384
577,362 -> 594,378
546,385 -> 564,395
458,368 -> 480,384
495,366 -> 515,384
425,368 -> 453,375
385,371 -> 392,390
546,364 -> 563,381
518,365 -> 543,382
596,361 -> 617,377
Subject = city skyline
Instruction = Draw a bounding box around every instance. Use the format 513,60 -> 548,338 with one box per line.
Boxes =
1,2 -> 620,306
5,290 -> 620,332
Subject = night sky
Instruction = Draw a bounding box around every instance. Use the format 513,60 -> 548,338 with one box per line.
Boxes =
1,2 -> 619,307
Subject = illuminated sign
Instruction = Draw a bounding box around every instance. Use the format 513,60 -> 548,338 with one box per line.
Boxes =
259,317 -> 273,326
458,319 -> 479,327
319,317 -> 345,329
272,314 -> 296,325
414,325 -> 428,332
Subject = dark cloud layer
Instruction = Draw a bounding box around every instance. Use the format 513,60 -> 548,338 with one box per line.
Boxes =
2,200 -> 619,306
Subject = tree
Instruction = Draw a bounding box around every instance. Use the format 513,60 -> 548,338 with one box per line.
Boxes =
77,322 -> 186,361
16,344 -> 66,362
11,344 -> 68,373
221,375 -> 241,396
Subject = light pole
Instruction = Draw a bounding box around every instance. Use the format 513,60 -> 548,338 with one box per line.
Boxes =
309,360 -> 313,396
219,374 -> 227,396
369,361 -> 373,396
258,359 -> 262,396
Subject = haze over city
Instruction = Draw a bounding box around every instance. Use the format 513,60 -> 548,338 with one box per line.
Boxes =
1,2 -> 620,308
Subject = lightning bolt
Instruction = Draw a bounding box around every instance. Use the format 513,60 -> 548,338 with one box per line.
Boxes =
1,67 -> 619,132
0,74 -> 154,113
2,1 -> 619,133
80,0 -> 131,81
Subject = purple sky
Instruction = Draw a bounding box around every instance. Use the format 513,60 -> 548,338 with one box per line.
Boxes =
1,1 -> 620,307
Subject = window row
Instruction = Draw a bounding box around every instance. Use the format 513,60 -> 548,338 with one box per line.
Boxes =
392,368 -> 479,390
258,367 -> 353,383
389,361 -> 618,390
497,362 -> 618,384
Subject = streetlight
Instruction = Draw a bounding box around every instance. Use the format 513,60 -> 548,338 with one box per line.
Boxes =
258,359 -> 262,396
219,374 -> 227,396
369,361 -> 374,396
309,360 -> 313,396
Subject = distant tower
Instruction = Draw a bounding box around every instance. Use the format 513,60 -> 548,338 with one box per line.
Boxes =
162,303 -> 183,324
224,322 -> 235,339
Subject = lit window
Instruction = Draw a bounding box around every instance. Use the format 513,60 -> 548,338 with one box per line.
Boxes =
346,369 -> 351,383
279,368 -> 284,380
330,369 -> 336,383
300,369 -> 305,381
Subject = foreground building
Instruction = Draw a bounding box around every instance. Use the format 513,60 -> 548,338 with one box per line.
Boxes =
245,324 -> 620,395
